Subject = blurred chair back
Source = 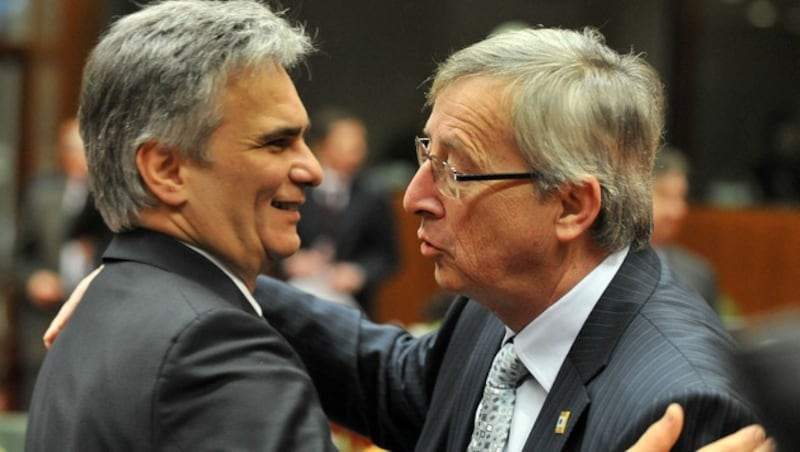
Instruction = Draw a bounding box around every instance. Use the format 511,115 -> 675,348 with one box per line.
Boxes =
736,309 -> 800,451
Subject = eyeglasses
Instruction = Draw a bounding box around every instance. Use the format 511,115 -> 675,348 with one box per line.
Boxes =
415,137 -> 542,199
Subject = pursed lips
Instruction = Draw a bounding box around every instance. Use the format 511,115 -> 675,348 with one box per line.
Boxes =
417,229 -> 445,255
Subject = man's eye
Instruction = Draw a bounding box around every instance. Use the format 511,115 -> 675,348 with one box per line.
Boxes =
261,138 -> 290,150
448,155 -> 479,173
445,156 -> 465,172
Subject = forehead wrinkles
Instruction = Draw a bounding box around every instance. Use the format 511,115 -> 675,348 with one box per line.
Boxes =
427,77 -> 513,166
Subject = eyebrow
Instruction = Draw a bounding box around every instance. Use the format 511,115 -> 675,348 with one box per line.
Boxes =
435,136 -> 466,159
421,129 -> 461,151
439,138 -> 461,152
254,126 -> 304,145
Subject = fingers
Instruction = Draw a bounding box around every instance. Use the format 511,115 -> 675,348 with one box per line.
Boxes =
627,403 -> 684,452
754,435 -> 776,452
43,265 -> 104,349
626,402 -> 775,452
697,424 -> 774,452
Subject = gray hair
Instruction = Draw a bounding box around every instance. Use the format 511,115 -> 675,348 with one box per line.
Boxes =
79,0 -> 313,232
428,27 -> 665,251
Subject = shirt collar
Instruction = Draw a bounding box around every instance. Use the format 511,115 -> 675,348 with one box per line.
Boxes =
179,242 -> 263,317
507,246 -> 629,392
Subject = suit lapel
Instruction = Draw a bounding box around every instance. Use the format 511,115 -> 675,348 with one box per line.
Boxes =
524,359 -> 589,450
523,247 -> 661,450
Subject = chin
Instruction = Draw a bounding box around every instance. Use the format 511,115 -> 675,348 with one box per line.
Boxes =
433,264 -> 464,294
266,233 -> 301,255
272,246 -> 301,260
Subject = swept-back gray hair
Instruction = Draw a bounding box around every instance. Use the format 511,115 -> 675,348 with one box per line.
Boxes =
428,27 -> 665,251
79,0 -> 313,232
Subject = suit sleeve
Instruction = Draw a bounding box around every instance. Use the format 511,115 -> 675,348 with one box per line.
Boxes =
254,275 -> 436,452
609,392 -> 760,451
674,392 -> 760,450
154,307 -> 336,452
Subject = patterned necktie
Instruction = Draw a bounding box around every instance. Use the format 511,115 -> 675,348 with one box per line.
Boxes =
467,341 -> 529,452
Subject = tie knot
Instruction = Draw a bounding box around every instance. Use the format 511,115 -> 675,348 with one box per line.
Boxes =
486,341 -> 527,389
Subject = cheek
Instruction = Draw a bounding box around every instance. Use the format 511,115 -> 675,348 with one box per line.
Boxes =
251,185 -> 285,229
253,170 -> 284,202
448,206 -> 504,279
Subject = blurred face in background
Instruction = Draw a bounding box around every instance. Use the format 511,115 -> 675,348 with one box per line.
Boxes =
651,169 -> 689,246
317,119 -> 367,178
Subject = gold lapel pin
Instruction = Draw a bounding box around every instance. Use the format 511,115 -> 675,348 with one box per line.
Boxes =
555,411 -> 571,434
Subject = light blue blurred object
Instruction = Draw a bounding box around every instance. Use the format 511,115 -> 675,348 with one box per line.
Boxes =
0,412 -> 26,452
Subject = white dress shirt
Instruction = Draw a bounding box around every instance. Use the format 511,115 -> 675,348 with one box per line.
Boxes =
180,242 -> 263,317
503,246 -> 629,451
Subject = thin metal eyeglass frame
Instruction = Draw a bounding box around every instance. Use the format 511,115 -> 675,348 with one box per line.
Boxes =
415,136 -> 542,198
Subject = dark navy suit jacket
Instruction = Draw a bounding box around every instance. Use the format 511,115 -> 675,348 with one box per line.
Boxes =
257,245 -> 759,451
27,229 -> 335,451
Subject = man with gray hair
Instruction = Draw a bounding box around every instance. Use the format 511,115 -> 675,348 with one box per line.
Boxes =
253,27 -> 764,450
26,1 -> 335,450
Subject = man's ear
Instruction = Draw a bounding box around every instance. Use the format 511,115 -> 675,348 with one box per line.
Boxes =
554,176 -> 602,243
136,141 -> 187,207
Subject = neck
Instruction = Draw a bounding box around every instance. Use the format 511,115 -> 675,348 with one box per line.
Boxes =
487,241 -> 610,332
137,209 -> 259,290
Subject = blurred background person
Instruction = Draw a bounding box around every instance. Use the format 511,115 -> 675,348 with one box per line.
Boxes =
281,107 -> 399,319
651,145 -> 720,311
10,117 -> 109,409
754,108 -> 800,205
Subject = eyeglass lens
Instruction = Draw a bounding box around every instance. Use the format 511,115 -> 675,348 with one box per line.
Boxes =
415,137 -> 459,198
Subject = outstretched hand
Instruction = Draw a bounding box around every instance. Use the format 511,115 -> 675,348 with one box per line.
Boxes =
697,425 -> 774,452
43,265 -> 103,349
627,404 -> 773,452
627,403 -> 684,452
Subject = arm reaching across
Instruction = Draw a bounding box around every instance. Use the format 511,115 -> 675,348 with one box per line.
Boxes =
47,271 -> 772,452
43,265 -> 102,348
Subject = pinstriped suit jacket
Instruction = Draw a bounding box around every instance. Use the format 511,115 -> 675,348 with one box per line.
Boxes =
257,245 -> 759,451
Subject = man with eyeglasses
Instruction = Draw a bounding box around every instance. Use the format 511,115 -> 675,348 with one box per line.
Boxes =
46,26 -> 771,452
251,27 -> 764,451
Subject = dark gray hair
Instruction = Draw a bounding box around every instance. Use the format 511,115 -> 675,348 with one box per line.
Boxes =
428,27 -> 665,251
79,0 -> 313,232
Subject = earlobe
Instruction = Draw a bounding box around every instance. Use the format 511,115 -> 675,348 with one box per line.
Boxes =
554,177 -> 602,242
136,141 -> 187,207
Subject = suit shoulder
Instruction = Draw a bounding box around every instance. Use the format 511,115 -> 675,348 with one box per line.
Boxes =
612,285 -> 741,396
92,260 -> 245,317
